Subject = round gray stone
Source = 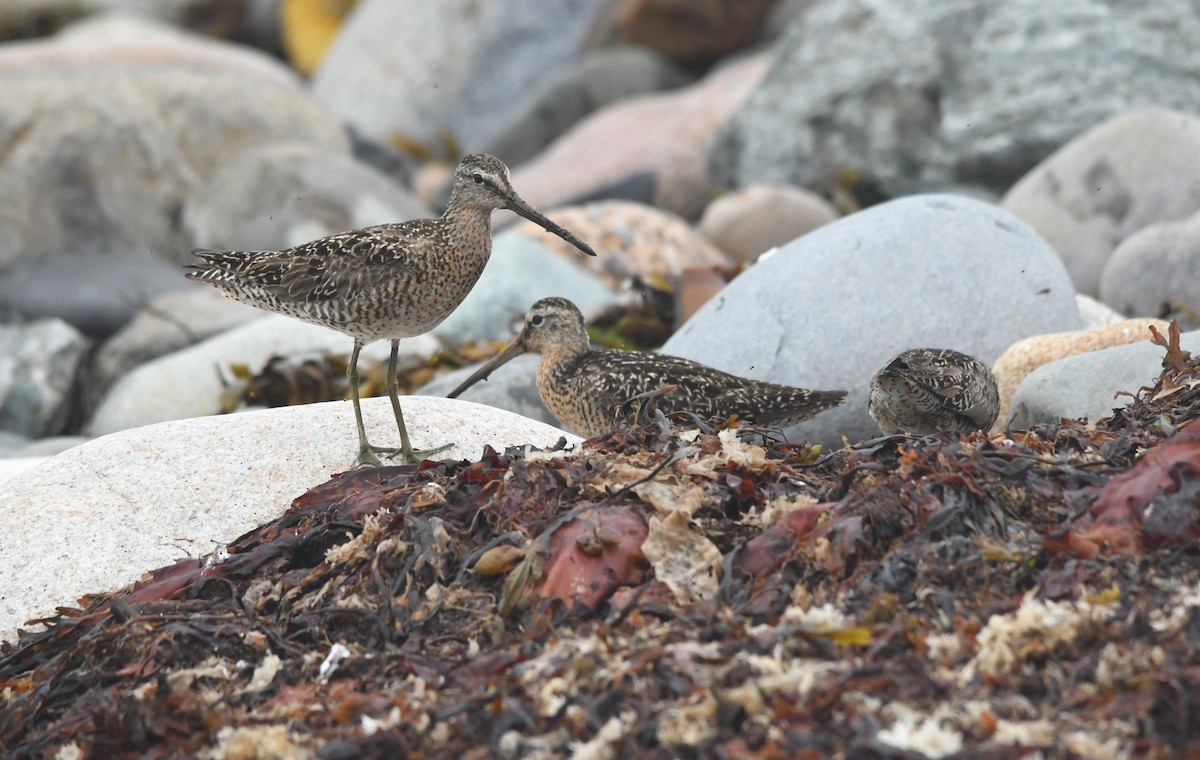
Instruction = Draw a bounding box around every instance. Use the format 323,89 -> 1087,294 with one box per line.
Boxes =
661,194 -> 1085,447
1004,108 -> 1200,297
0,14 -> 348,270
1007,330 -> 1200,430
1098,207 -> 1200,324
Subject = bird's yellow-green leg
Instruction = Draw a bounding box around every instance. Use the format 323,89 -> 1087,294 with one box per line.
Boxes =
385,339 -> 452,464
348,338 -> 398,468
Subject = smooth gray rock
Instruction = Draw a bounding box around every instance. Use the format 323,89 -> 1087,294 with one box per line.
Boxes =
1007,330 -> 1200,430
480,47 -> 691,167
712,0 -> 1200,201
312,0 -> 614,157
417,354 -> 555,428
184,142 -> 432,252
661,195 -> 1085,447
89,315 -> 438,436
1003,109 -> 1200,296
1099,208 -> 1200,325
92,287 -> 267,394
0,246 -> 194,337
431,232 -> 615,345
0,396 -> 581,643
699,184 -> 838,264
0,319 -> 90,438
0,15 -> 348,270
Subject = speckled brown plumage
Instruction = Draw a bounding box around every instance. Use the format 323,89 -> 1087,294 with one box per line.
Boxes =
448,297 -> 846,437
868,348 -> 1000,436
185,154 -> 595,466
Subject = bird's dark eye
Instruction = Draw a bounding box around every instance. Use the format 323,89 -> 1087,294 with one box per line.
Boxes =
530,314 -> 544,326
472,173 -> 484,184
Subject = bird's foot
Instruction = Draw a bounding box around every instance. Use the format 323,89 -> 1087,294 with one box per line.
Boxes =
391,441 -> 454,465
353,444 -> 401,468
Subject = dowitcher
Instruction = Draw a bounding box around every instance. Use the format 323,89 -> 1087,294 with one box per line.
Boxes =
186,154 -> 595,467
447,297 -> 846,437
868,348 -> 999,436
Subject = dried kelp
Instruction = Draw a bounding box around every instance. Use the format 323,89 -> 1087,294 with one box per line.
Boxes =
3,342 -> 1200,758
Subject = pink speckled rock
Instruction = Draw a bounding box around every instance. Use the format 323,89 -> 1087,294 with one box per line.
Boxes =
508,53 -> 769,219
509,200 -> 732,287
991,318 -> 1168,431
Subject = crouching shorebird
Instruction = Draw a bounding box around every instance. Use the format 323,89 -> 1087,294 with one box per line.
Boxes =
186,154 -> 595,467
868,348 -> 999,436
447,297 -> 847,438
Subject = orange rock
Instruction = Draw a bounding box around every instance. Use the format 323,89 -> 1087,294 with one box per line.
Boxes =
992,318 -> 1168,431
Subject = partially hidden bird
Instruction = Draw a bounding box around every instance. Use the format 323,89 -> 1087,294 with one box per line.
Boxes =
447,297 -> 847,437
868,348 -> 999,436
186,154 -> 595,467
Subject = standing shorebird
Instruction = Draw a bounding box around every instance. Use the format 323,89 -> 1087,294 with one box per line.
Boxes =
447,297 -> 846,437
868,348 -> 999,436
186,154 -> 595,467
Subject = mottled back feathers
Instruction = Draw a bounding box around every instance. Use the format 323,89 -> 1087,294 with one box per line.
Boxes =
868,348 -> 999,436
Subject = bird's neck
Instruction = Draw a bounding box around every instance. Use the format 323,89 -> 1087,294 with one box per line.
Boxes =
440,199 -> 495,259
538,335 -> 592,374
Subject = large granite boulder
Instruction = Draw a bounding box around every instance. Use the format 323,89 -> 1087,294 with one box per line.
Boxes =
712,1 -> 1200,202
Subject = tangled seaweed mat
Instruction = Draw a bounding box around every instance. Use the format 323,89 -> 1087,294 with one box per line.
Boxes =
3,334 -> 1200,757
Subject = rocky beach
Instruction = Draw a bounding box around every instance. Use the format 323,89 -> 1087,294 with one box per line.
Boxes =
2,0 -> 1200,756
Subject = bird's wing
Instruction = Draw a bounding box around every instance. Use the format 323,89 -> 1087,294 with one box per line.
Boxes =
575,351 -> 742,421
192,223 -> 436,303
274,223 -> 435,302
892,355 -> 996,425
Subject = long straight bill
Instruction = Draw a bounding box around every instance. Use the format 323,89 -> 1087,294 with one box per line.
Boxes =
507,198 -> 596,257
446,340 -> 529,398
